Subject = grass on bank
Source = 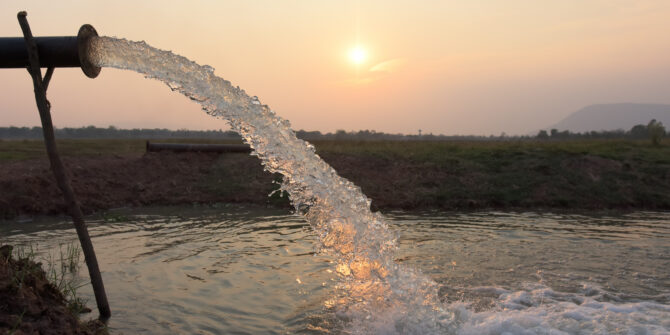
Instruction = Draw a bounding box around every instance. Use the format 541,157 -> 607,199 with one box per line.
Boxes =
312,139 -> 670,209
1,242 -> 107,334
311,138 -> 670,164
8,242 -> 89,316
1,137 -> 668,210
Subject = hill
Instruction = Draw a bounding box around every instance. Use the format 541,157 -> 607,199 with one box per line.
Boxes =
551,103 -> 670,132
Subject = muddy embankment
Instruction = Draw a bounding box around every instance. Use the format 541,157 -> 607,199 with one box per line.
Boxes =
2,148 -> 670,219
0,246 -> 106,334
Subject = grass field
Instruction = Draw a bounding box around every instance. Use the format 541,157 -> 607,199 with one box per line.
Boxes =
311,138 -> 670,163
311,139 -> 670,209
1,138 -> 669,213
2,138 -> 667,162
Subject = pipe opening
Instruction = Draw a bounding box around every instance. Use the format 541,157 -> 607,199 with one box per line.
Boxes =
0,24 -> 101,78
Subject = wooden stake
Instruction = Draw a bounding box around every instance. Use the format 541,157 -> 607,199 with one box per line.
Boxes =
17,11 -> 111,320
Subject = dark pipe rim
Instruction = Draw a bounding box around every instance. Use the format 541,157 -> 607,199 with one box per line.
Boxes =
77,24 -> 100,78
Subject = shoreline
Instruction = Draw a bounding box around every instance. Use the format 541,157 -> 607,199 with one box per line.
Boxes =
7,203 -> 656,225
0,245 -> 107,334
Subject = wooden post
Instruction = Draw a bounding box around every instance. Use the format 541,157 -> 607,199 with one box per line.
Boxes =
17,11 -> 111,320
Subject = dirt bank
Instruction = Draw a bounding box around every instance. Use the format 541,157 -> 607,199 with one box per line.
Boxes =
1,152 -> 227,218
0,245 -> 106,334
1,147 -> 669,218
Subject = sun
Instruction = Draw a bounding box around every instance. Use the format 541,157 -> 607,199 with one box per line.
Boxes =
348,46 -> 367,65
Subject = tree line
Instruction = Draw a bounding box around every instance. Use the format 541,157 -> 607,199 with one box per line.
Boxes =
296,121 -> 665,143
0,120 -> 665,143
535,119 -> 665,145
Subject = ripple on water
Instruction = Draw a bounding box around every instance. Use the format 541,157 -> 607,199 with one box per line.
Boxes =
2,209 -> 669,334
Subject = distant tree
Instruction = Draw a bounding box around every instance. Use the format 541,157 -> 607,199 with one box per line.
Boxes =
537,130 -> 549,139
550,129 -> 558,137
648,119 -> 665,146
334,129 -> 347,140
296,130 -> 324,140
629,124 -> 648,139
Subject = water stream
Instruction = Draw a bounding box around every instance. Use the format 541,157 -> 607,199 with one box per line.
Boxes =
89,36 -> 446,333
85,38 -> 670,334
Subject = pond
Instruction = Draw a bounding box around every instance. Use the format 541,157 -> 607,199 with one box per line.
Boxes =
2,207 -> 669,334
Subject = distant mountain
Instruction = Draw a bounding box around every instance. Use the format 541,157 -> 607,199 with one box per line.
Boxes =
550,103 -> 670,133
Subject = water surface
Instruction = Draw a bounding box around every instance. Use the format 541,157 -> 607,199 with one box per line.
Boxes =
2,208 -> 669,334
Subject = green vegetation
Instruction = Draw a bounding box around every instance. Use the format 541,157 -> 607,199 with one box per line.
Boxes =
312,138 -> 668,164
46,243 -> 88,316
537,120 -> 665,144
648,119 -> 666,146
8,243 -> 88,316
100,211 -> 132,223
0,243 -> 106,334
310,139 -> 670,209
1,137 -> 668,211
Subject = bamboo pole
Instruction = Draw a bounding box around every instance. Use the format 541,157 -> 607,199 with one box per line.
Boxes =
17,11 -> 111,320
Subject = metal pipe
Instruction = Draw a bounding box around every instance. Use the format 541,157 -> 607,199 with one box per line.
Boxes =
146,141 -> 252,153
0,24 -> 100,78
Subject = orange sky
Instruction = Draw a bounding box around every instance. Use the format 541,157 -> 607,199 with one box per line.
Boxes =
1,1 -> 669,135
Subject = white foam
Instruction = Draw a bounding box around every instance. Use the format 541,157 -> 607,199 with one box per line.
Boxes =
455,284 -> 670,335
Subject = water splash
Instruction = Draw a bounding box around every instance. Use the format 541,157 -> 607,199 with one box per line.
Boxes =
89,37 -> 450,333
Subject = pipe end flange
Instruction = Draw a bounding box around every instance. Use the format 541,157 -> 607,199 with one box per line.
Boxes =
77,24 -> 100,78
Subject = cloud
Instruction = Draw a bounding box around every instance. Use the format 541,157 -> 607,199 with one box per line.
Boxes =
368,58 -> 406,74
337,58 -> 408,86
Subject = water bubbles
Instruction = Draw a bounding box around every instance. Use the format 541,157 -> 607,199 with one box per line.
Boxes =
251,96 -> 261,105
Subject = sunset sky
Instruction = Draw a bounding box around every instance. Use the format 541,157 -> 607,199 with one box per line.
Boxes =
1,1 -> 669,135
